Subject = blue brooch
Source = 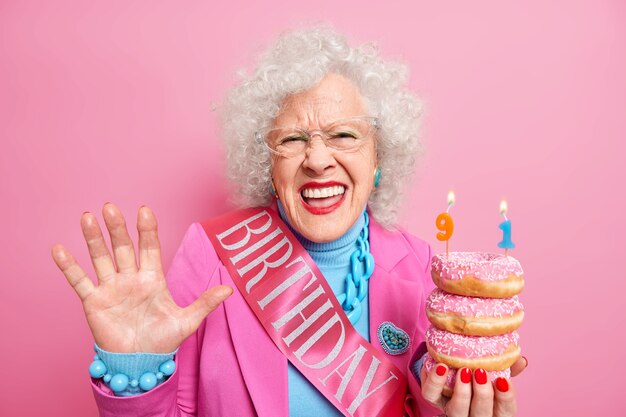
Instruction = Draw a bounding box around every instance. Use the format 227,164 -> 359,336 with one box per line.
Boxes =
377,321 -> 410,355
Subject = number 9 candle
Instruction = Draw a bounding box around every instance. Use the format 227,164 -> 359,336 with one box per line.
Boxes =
498,199 -> 515,256
436,190 -> 455,255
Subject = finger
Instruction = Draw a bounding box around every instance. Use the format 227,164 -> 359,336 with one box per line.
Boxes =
470,368 -> 494,417
51,244 -> 95,301
420,362 -> 449,408
180,286 -> 234,338
102,203 -> 138,274
493,378 -> 516,417
81,211 -> 117,282
137,206 -> 163,273
446,368 -> 472,417
510,355 -> 527,377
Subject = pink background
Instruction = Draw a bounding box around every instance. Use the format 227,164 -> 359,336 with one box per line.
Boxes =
1,1 -> 624,415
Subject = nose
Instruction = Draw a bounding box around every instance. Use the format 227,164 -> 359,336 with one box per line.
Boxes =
302,135 -> 336,175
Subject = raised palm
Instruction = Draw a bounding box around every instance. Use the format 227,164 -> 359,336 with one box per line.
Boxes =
52,203 -> 232,353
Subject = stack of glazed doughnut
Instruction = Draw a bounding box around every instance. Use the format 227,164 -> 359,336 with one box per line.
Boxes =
424,252 -> 524,396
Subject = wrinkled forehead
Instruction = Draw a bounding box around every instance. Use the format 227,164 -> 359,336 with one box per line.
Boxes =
273,76 -> 368,127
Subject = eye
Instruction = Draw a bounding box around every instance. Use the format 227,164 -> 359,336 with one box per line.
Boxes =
328,131 -> 359,148
279,135 -> 308,145
331,131 -> 359,139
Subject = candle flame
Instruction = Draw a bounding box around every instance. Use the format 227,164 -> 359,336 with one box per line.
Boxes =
500,200 -> 509,220
499,200 -> 508,214
447,190 -> 455,207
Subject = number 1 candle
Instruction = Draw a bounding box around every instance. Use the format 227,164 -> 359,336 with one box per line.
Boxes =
436,190 -> 455,255
498,199 -> 515,256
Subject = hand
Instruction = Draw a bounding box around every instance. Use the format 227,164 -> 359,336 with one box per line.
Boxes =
420,356 -> 527,417
51,203 -> 233,353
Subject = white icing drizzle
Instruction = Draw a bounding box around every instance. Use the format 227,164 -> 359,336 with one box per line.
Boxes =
426,326 -> 520,358
426,288 -> 524,318
431,252 -> 524,281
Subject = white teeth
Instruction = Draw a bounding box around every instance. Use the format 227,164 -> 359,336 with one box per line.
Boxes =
302,185 -> 346,199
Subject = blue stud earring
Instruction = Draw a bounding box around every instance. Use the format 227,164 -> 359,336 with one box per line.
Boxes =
373,167 -> 381,188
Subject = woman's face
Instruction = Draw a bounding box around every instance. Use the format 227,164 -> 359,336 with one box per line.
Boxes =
271,73 -> 377,243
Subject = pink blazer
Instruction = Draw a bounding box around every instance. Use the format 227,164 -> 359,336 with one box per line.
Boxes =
92,213 -> 441,417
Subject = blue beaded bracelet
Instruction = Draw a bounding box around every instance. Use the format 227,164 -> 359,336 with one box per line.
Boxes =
89,355 -> 176,393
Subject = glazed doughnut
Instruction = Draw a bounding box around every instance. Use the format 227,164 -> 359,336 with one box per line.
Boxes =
431,252 -> 524,298
426,288 -> 524,336
425,326 -> 520,371
422,353 -> 510,397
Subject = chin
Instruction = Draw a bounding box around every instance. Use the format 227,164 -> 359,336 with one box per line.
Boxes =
298,215 -> 351,243
307,230 -> 343,243
284,192 -> 362,242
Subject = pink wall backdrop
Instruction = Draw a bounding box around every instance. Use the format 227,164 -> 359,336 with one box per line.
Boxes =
1,1 -> 624,415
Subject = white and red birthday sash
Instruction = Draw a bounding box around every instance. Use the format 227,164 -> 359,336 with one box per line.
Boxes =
201,208 -> 407,417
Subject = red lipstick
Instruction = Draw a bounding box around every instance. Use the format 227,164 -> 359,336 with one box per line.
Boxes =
299,181 -> 347,215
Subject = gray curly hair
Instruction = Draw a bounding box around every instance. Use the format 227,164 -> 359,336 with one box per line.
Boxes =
220,25 -> 422,227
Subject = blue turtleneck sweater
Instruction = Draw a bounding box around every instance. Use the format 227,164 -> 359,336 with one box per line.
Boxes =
94,204 -> 372,417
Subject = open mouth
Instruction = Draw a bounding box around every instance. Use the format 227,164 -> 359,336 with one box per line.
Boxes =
299,182 -> 347,214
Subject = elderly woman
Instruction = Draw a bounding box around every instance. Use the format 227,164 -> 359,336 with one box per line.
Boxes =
52,27 -> 524,417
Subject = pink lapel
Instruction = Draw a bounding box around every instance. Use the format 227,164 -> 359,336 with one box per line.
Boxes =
368,217 -> 425,371
219,267 -> 289,417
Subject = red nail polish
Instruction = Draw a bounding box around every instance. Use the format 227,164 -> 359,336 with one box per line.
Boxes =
475,368 -> 487,385
460,368 -> 472,383
523,356 -> 528,368
496,377 -> 509,392
436,365 -> 447,376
